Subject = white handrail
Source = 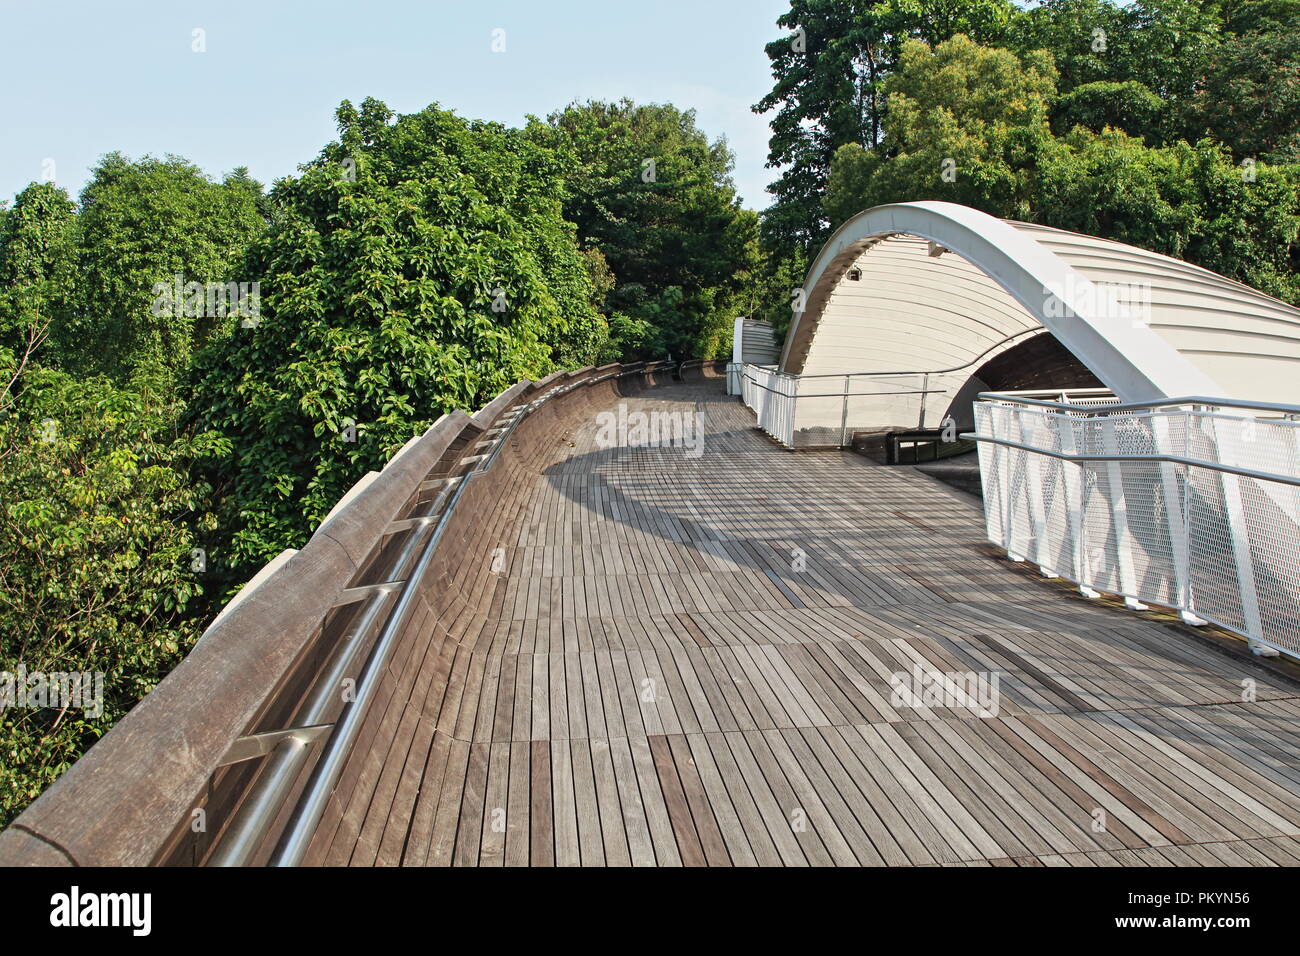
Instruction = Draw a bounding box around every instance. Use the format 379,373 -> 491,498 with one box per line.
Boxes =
733,362 -> 940,447
968,392 -> 1300,660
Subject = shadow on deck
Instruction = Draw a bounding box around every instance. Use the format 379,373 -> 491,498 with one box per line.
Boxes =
310,381 -> 1300,866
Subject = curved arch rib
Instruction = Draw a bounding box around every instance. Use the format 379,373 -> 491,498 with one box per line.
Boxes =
781,201 -> 1227,403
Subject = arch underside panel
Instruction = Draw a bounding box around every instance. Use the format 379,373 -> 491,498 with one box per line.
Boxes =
784,202 -> 1300,409
801,236 -> 1040,379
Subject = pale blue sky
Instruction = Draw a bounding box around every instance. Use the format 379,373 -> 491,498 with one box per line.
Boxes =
1,0 -> 792,210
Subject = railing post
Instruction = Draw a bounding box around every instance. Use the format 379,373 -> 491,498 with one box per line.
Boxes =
839,374 -> 850,448
1100,416 -> 1149,610
1056,412 -> 1094,594
1017,407 -> 1052,568
1000,405 -> 1026,562
917,372 -> 929,429
1207,409 -> 1268,650
973,402 -> 1003,543
786,373 -> 797,447
1152,410 -> 1200,624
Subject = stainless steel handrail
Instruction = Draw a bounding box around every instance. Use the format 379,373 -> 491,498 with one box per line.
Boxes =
737,363 -> 943,444
271,367 -> 641,864
977,391 -> 1300,418
208,584 -> 400,866
734,327 -> 1050,444
740,373 -> 944,400
205,363 -> 651,866
959,433 -> 1300,489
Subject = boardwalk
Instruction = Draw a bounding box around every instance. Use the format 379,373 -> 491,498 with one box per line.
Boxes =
308,382 -> 1300,866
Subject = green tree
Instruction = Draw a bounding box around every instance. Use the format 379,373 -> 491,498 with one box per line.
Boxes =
1223,0 -> 1300,33
755,0 -> 1021,250
1040,130 -> 1300,301
1121,0 -> 1225,106
745,244 -> 810,344
1174,145 -> 1300,302
1011,0 -> 1128,93
824,36 -> 1059,225
1036,127 -> 1201,253
531,99 -> 757,360
0,353 -> 220,826
64,154 -> 266,381
1051,80 -> 1166,142
1185,27 -> 1300,161
0,182 -> 77,362
190,98 -> 604,580
1014,0 -> 1241,146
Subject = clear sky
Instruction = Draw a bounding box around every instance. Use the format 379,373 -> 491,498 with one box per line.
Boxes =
1,0 -> 792,211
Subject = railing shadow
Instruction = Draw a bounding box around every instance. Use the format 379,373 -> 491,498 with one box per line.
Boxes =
534,381 -> 1295,722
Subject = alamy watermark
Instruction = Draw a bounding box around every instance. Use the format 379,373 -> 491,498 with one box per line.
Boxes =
889,665 -> 1001,717
1043,275 -> 1152,328
151,274 -> 261,324
50,886 -> 150,936
594,402 -> 704,458
1,664 -> 104,718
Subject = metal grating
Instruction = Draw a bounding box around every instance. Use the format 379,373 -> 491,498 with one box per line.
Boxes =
971,393 -> 1300,659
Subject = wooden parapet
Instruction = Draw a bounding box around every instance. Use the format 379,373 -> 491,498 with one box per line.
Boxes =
0,362 -> 668,866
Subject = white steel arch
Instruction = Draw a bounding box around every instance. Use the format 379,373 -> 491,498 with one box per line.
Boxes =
781,201 -> 1300,405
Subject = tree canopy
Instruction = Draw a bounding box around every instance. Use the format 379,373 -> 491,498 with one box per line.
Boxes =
529,99 -> 758,361
0,355 -> 218,824
819,30 -> 1300,307
64,154 -> 267,381
754,0 -> 1021,249
189,98 -> 610,579
0,182 -> 77,361
756,0 -> 1300,259
2,2 -> 1297,829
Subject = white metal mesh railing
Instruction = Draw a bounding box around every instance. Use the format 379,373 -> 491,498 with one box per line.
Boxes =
726,362 -> 741,396
971,393 -> 1300,659
739,363 -> 797,445
733,363 -> 939,448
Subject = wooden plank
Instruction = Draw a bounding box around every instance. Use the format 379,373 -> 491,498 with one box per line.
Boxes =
299,381 -> 1300,869
647,735 -> 707,866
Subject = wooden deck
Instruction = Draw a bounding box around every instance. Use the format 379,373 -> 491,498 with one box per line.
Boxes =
307,382 -> 1300,866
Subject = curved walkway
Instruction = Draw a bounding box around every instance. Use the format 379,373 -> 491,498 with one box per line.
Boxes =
310,381 -> 1300,866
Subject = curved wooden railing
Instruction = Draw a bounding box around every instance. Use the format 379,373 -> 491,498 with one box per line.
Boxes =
0,359 -> 727,866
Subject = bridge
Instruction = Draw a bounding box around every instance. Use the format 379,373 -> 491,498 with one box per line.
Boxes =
3,203 -> 1300,867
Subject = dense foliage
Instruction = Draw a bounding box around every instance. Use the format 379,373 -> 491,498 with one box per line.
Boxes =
0,352 -> 219,824
188,98 -> 611,581
824,36 -> 1059,223
0,183 -> 77,361
2,92 -> 751,823
1,1 -> 1297,827
754,0 -> 1021,249
66,155 -> 268,381
529,100 -> 759,360
751,0 -> 1300,328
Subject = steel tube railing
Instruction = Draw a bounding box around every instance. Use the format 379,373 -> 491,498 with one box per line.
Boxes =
967,391 -> 1300,660
734,363 -> 942,447
209,528 -> 418,865
978,390 -> 1300,418
269,367 -> 634,865
205,362 -> 659,866
731,329 -> 1057,448
958,433 -> 1300,489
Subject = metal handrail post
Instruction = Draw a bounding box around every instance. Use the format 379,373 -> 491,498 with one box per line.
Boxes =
839,374 -> 850,447
966,391 -> 1300,660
